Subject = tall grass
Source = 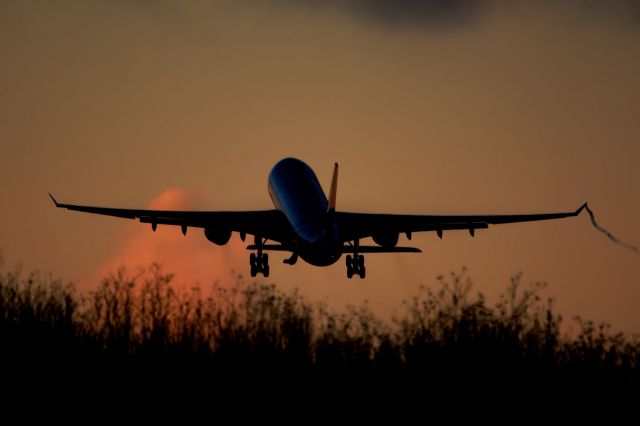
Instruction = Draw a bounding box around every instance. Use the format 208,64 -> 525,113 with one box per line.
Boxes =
1,263 -> 638,393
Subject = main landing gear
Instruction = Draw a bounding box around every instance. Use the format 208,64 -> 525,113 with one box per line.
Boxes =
249,236 -> 270,277
346,253 -> 366,279
346,239 -> 365,279
250,252 -> 269,277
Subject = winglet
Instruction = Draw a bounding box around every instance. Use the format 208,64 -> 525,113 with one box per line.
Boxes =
49,193 -> 60,207
575,202 -> 588,216
328,162 -> 338,213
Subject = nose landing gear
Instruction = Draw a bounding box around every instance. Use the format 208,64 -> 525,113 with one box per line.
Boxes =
283,252 -> 298,265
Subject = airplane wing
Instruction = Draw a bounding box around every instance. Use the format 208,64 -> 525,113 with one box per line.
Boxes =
336,203 -> 588,242
48,194 -> 291,242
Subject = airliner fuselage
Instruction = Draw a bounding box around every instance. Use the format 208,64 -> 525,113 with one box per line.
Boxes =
268,158 -> 341,266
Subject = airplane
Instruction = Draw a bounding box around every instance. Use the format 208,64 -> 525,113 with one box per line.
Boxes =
49,157 -> 587,279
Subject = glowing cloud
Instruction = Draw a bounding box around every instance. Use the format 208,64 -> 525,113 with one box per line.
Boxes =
92,187 -> 247,287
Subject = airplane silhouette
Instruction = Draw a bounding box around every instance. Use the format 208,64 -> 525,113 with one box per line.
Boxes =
50,157 -> 587,279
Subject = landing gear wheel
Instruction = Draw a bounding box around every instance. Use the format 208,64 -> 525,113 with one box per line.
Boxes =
345,253 -> 366,279
345,239 -> 367,279
357,255 -> 365,279
249,251 -> 271,277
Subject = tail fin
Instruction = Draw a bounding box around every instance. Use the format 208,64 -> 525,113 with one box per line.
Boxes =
328,162 -> 338,213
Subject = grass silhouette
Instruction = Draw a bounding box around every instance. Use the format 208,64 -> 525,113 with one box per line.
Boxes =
1,260 -> 638,400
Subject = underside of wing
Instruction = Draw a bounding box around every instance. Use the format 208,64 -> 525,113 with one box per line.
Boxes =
336,203 -> 587,242
49,194 -> 291,242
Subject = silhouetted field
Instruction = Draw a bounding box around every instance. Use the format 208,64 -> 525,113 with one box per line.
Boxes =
1,261 -> 638,402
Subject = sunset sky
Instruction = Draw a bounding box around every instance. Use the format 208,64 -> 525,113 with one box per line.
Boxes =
1,1 -> 639,331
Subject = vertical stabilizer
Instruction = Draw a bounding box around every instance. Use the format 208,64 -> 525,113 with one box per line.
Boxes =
328,162 -> 338,213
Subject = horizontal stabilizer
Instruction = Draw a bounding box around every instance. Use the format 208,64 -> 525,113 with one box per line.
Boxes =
342,245 -> 422,254
247,244 -> 422,254
247,244 -> 294,252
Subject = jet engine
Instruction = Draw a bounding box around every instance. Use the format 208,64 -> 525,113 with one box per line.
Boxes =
204,228 -> 232,245
372,232 -> 399,248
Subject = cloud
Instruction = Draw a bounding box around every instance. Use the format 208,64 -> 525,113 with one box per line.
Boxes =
349,0 -> 481,28
271,0 -> 640,29
271,0 -> 481,29
46,0 -> 639,31
92,187 -> 247,288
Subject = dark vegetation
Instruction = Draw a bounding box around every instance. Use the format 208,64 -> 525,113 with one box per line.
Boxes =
1,258 -> 638,400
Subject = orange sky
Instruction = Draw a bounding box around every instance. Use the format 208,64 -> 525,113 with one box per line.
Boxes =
1,1 -> 639,331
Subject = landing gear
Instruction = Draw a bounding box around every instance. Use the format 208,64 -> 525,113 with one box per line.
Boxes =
283,252 -> 298,265
346,239 -> 366,279
249,240 -> 270,277
346,253 -> 365,279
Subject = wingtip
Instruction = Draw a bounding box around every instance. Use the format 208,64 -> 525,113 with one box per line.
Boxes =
576,202 -> 588,215
49,193 -> 60,207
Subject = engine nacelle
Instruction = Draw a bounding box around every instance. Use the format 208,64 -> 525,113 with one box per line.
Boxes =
204,228 -> 232,246
372,232 -> 399,248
